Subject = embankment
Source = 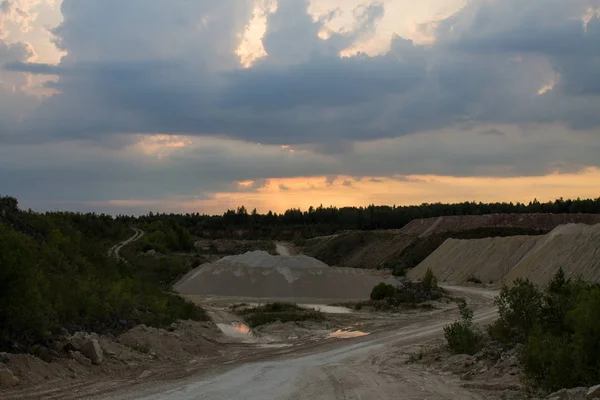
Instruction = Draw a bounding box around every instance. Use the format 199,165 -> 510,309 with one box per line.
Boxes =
409,223 -> 600,285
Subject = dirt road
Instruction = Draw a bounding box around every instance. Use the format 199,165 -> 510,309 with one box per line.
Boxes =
108,228 -> 144,260
98,286 -> 497,400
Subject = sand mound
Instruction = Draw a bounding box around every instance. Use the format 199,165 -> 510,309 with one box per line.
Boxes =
174,251 -> 393,300
215,251 -> 329,269
409,223 -> 600,285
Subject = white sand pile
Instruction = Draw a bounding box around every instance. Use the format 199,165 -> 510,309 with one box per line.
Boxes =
409,223 -> 600,285
174,251 -> 394,300
215,251 -> 329,269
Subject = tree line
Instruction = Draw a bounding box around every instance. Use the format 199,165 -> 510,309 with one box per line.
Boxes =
119,197 -> 600,239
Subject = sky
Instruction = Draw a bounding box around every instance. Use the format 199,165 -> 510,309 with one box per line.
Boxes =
1,0 -> 599,215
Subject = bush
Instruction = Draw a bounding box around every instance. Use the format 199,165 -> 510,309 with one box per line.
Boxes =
444,300 -> 481,355
392,265 -> 408,277
467,276 -> 482,284
484,269 -> 600,392
422,268 -> 438,291
490,278 -> 542,344
520,284 -> 600,392
370,282 -> 397,300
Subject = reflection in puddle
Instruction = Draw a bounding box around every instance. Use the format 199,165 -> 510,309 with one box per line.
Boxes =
327,329 -> 369,339
217,322 -> 253,339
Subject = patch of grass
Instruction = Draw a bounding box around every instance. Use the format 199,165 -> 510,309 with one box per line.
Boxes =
230,303 -> 250,311
130,341 -> 152,354
235,302 -> 326,328
406,345 -> 441,365
407,347 -> 428,363
467,276 -> 482,284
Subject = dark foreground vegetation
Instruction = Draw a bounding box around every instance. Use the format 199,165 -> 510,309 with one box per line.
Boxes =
0,196 -> 206,354
233,303 -> 326,328
444,269 -> 600,393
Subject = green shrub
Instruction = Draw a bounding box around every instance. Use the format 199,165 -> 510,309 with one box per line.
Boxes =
444,300 -> 481,355
490,278 -> 542,344
370,282 -> 396,300
520,284 -> 600,392
422,268 -> 438,291
484,270 -> 600,392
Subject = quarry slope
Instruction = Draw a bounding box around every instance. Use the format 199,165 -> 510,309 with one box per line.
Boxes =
399,213 -> 600,237
409,223 -> 600,285
174,251 -> 394,300
304,213 -> 600,272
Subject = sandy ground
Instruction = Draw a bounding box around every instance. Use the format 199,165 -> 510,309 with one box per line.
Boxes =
1,286 -> 497,400
83,286 -> 497,400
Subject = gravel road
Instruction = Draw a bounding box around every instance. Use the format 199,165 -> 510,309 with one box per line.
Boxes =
108,228 -> 144,260
103,286 -> 498,400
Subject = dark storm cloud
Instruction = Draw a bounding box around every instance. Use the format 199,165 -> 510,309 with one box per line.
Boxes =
5,0 -> 599,148
4,0 -> 600,147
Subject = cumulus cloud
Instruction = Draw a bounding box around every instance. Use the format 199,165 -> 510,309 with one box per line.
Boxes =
0,37 -> 40,134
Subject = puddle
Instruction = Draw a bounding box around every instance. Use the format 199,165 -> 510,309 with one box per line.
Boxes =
300,304 -> 352,314
217,322 -> 254,339
327,329 -> 369,339
241,303 -> 352,314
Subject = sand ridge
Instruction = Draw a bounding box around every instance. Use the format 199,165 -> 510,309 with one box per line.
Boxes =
409,223 -> 600,285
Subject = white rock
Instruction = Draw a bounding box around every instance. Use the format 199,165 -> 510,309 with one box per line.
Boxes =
81,339 -> 104,365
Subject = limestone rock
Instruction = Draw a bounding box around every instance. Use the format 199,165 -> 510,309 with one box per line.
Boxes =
64,331 -> 89,352
80,339 -> 104,365
69,351 -> 92,366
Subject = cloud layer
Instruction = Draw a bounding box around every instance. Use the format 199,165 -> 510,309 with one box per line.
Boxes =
1,0 -> 600,212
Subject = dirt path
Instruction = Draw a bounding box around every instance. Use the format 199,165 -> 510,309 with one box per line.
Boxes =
93,286 -> 497,400
108,228 -> 145,260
